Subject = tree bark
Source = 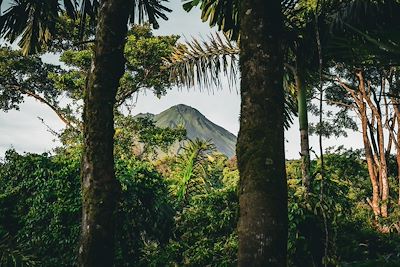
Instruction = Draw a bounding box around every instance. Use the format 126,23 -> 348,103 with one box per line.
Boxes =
79,0 -> 131,266
358,71 -> 389,217
361,107 -> 381,217
237,1 -> 287,266
360,102 -> 381,217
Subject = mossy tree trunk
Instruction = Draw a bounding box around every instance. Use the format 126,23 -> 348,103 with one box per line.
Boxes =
237,0 -> 288,266
79,0 -> 131,266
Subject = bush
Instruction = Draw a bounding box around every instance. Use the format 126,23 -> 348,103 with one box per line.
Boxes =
0,150 -> 173,267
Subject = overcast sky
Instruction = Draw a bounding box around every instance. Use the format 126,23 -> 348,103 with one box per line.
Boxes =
0,1 -> 363,159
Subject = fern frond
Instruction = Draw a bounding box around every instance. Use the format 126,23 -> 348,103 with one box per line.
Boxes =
175,139 -> 216,202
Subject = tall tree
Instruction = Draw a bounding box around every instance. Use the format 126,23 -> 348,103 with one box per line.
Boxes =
78,1 -> 132,266
323,0 -> 400,219
0,1 -> 171,266
325,66 -> 399,219
237,0 -> 287,265
167,0 -> 332,193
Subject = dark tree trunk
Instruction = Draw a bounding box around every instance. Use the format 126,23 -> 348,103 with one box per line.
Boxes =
397,125 -> 400,206
79,0 -> 131,266
237,1 -> 287,266
395,107 -> 400,206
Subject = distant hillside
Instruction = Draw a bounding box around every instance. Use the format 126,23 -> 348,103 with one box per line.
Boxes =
135,104 -> 237,158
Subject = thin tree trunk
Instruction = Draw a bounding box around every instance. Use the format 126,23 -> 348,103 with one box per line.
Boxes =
388,68 -> 400,206
79,1 -> 131,266
358,71 -> 389,217
396,114 -> 400,206
336,77 -> 383,217
285,63 -> 311,192
237,1 -> 287,266
360,104 -> 381,217
296,70 -> 311,192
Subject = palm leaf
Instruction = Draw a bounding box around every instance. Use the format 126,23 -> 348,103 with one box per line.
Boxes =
183,0 -> 240,41
182,0 -> 300,42
0,0 -> 171,55
175,139 -> 215,201
63,0 -> 78,19
327,0 -> 400,65
165,33 -> 296,129
0,0 -> 74,55
79,0 -> 171,31
165,32 -> 239,89
130,0 -> 171,29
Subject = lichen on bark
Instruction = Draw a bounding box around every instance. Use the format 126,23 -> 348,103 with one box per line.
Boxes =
79,0 -> 132,266
237,0 -> 288,266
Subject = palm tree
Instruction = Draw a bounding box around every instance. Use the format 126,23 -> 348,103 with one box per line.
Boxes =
168,0 -> 400,194
0,0 -> 170,55
175,0 -> 294,264
167,0 -> 324,192
237,1 -> 287,265
1,1 -> 171,266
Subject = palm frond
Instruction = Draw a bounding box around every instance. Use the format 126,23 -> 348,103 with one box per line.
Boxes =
175,138 -> 215,201
165,32 -> 239,89
0,0 -> 63,55
166,33 -> 296,128
329,0 -> 400,29
183,0 -> 240,41
182,0 -> 300,42
326,0 -> 400,65
283,71 -> 297,129
0,0 -> 171,55
130,0 -> 171,29
78,0 -> 99,37
63,0 -> 78,19
79,0 -> 171,32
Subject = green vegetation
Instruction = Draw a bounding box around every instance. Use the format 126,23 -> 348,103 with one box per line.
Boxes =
1,140 -> 400,266
1,0 -> 400,266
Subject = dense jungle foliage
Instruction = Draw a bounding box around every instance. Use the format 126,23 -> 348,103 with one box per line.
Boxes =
1,138 -> 399,266
2,0 -> 400,266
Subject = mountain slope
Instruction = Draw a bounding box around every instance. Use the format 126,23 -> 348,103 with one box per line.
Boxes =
136,104 -> 237,157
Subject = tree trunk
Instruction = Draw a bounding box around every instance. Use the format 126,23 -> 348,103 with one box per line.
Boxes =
237,1 -> 287,266
296,70 -> 311,192
397,114 -> 400,206
358,71 -> 389,217
360,104 -> 381,217
377,120 -> 389,217
393,105 -> 400,206
79,1 -> 131,266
